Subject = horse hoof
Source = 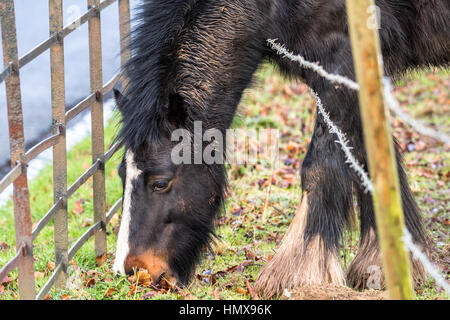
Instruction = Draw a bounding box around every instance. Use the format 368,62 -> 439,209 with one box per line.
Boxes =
254,194 -> 345,298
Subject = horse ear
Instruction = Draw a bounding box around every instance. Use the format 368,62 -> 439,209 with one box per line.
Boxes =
167,93 -> 188,128
114,89 -> 127,114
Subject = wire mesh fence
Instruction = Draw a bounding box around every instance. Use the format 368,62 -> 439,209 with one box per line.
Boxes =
0,0 -> 129,300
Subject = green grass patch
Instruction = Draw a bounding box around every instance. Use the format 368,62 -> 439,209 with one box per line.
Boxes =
0,65 -> 448,300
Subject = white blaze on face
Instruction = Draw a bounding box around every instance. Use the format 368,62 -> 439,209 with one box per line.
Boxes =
113,149 -> 142,275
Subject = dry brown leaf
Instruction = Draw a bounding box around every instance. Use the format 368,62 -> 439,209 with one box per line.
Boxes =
0,242 -> 9,251
96,253 -> 107,266
236,287 -> 247,295
128,284 -> 137,296
213,288 -> 222,300
81,218 -> 93,227
85,277 -> 96,288
1,276 -> 12,284
245,280 -> 259,300
72,199 -> 84,215
135,269 -> 152,287
104,288 -> 116,298
34,272 -> 45,280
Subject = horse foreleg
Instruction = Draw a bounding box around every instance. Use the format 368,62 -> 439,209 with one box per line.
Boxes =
255,95 -> 355,297
347,147 -> 429,290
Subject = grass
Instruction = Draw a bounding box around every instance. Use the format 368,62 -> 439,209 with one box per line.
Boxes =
0,64 -> 448,300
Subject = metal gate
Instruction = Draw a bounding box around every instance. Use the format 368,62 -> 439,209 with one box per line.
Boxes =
0,0 -> 130,300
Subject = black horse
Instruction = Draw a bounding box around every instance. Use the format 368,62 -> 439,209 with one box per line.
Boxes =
112,0 -> 449,297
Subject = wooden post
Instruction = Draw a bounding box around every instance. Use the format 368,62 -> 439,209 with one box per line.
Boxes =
346,0 -> 414,299
1,0 -> 35,300
88,0 -> 107,259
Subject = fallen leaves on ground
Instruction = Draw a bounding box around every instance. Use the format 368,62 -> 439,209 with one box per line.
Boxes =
72,199 -> 85,215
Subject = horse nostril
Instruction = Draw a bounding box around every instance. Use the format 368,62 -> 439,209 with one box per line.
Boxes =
153,271 -> 166,286
123,255 -> 135,275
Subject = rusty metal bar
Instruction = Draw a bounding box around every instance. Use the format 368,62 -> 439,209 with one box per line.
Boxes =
61,7 -> 97,39
1,0 -> 36,300
0,242 -> 26,283
0,62 -> 12,83
65,72 -> 120,123
0,163 -> 22,194
61,0 -> 115,39
68,223 -> 102,262
0,0 -> 118,86
35,197 -> 122,300
31,141 -> 120,242
35,263 -> 63,300
31,198 -> 64,241
66,160 -> 100,198
99,0 -> 117,11
88,0 -> 107,260
118,0 -> 131,89
0,0 -> 127,299
1,72 -> 119,195
19,35 -> 58,69
102,72 -> 122,96
66,141 -> 122,199
106,197 -> 123,223
103,140 -> 123,163
49,0 -> 69,289
65,93 -> 96,122
68,197 -> 123,261
24,131 -> 61,164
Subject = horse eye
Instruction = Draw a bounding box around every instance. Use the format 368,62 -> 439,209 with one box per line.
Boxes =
152,180 -> 169,192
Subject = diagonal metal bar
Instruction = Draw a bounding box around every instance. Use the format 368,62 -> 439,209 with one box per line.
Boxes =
0,62 -> 12,83
103,140 -> 124,163
31,198 -> 64,241
0,0 -> 118,85
19,35 -> 58,69
65,93 -> 97,123
35,197 -> 122,300
0,163 -> 22,195
66,160 -> 101,198
0,242 -> 26,283
0,0 -> 127,300
35,263 -> 63,300
24,130 -> 62,164
68,197 -> 123,262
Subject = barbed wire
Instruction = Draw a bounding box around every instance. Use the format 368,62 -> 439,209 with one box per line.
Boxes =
403,228 -> 450,294
308,89 -> 374,194
267,39 -> 361,91
267,39 -> 449,146
383,78 -> 450,145
268,38 -> 450,295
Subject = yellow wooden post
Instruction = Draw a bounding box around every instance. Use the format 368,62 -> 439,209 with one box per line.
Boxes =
346,0 -> 414,299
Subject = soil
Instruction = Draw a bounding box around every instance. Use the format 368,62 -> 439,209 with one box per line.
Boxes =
287,285 -> 388,300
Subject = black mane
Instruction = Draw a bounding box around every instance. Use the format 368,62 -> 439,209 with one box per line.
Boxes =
117,0 -> 200,151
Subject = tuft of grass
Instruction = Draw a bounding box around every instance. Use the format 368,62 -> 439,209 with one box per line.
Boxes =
0,64 -> 448,300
